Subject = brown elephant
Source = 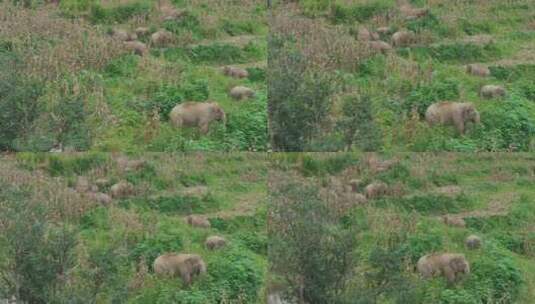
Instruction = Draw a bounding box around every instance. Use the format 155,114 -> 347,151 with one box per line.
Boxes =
153,253 -> 206,285
205,236 -> 227,250
222,66 -> 249,78
480,85 -> 506,99
425,102 -> 480,134
369,41 -> 392,54
465,235 -> 482,249
392,30 -> 416,47
169,102 -> 226,134
229,86 -> 255,100
109,181 -> 135,199
124,41 -> 148,56
466,64 -> 490,77
186,215 -> 211,228
417,253 -> 470,284
442,215 -> 466,228
151,30 -> 174,47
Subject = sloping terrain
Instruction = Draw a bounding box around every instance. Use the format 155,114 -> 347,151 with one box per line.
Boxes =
0,0 -> 267,152
269,153 -> 535,303
0,153 -> 267,303
269,0 -> 535,152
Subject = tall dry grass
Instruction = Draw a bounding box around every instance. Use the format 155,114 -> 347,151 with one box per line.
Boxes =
0,2 -> 125,81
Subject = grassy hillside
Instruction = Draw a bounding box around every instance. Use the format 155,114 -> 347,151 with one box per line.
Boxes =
269,153 -> 535,303
0,0 -> 267,152
269,0 -> 535,152
0,153 -> 267,303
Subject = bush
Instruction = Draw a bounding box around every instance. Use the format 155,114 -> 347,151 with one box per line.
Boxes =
0,51 -> 43,151
404,78 -> 460,117
478,96 -> 535,151
269,178 -> 357,303
206,248 -> 264,302
104,54 -> 139,78
246,67 -> 266,82
336,94 -> 382,151
131,229 -> 183,265
0,185 -> 78,304
224,98 -> 268,151
436,246 -> 523,303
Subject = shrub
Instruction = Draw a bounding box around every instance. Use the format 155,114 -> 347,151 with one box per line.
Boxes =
246,67 -> 266,82
269,178 -> 357,303
0,51 -> 43,151
131,229 -> 183,265
336,94 -> 382,151
0,185 -> 78,304
224,98 -> 268,151
104,54 -> 139,78
437,246 -> 523,303
206,248 -> 264,302
404,78 -> 460,117
150,84 -> 184,121
183,79 -> 210,101
478,96 -> 535,151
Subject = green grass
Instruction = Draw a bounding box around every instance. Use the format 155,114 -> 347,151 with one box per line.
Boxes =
0,153 -> 268,303
269,153 -> 535,303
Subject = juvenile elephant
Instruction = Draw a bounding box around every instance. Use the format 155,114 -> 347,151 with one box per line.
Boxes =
153,253 -> 206,285
169,102 -> 226,134
229,86 -> 255,100
222,66 -> 249,78
186,215 -> 211,228
480,85 -> 506,99
425,102 -> 480,134
466,64 -> 490,77
392,30 -> 416,47
417,253 -> 470,284
205,235 -> 227,250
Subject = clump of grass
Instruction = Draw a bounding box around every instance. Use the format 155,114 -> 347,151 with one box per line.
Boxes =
398,43 -> 502,63
89,2 -> 151,24
299,154 -> 359,177
375,193 -> 472,215
329,1 -> 392,24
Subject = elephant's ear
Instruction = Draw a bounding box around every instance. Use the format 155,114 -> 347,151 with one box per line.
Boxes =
450,256 -> 465,270
462,104 -> 474,117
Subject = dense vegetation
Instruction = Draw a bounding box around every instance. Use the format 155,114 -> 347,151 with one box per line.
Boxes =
269,0 -> 535,151
0,153 -> 267,303
0,0 -> 267,152
269,153 -> 535,303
